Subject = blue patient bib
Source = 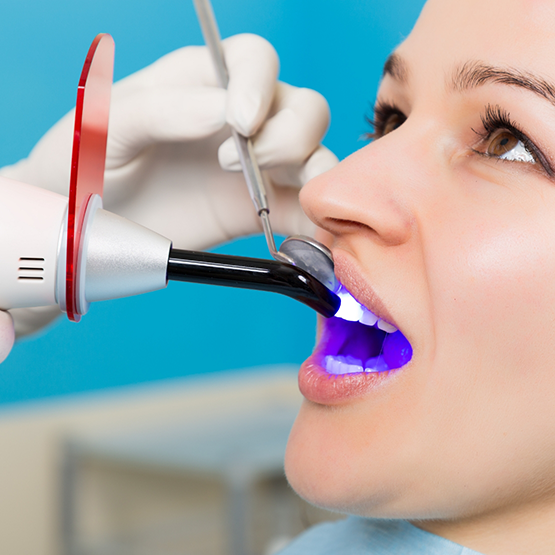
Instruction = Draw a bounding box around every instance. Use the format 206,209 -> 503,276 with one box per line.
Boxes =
279,517 -> 484,555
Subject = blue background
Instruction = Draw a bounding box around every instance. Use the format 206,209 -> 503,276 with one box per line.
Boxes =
0,0 -> 424,404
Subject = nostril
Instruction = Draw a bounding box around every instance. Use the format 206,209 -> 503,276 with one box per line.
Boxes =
315,218 -> 386,247
301,190 -> 413,248
299,147 -> 414,248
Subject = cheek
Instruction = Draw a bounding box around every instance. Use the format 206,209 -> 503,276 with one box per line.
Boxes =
420,206 -> 555,496
432,215 -> 555,361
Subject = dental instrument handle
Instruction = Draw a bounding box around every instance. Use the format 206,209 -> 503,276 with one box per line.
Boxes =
230,129 -> 271,228
231,130 -> 292,263
167,248 -> 340,318
192,0 -> 285,261
192,0 -> 228,88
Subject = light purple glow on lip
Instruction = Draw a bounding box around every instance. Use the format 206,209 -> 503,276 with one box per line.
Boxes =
323,286 -> 412,374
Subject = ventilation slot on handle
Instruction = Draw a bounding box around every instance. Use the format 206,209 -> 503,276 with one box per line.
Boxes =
18,257 -> 45,281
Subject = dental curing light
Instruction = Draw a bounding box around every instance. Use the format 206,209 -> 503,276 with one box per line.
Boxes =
167,249 -> 340,317
0,178 -> 339,318
193,0 -> 338,293
0,34 -> 340,320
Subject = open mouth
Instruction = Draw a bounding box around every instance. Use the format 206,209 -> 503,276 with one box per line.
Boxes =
318,286 -> 413,375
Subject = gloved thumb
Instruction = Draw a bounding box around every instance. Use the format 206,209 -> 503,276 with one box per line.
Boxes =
264,145 -> 339,236
267,183 -> 316,238
0,310 -> 15,364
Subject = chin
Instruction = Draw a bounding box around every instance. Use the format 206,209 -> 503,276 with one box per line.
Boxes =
284,401 -> 400,517
284,430 -> 356,514
284,400 -> 485,521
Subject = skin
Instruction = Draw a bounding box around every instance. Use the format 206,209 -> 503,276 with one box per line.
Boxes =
284,1 -> 555,553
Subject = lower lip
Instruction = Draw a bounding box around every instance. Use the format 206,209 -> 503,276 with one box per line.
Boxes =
298,353 -> 397,405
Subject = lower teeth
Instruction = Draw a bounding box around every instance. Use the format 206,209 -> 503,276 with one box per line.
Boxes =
324,354 -> 389,375
320,302 -> 413,376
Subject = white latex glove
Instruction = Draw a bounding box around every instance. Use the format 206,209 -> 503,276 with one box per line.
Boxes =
1,33 -> 338,339
3,33 -> 337,247
0,311 -> 15,363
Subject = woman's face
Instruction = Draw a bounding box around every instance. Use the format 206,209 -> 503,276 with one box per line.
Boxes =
286,0 -> 555,534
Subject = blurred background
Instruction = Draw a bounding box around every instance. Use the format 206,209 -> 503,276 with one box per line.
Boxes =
0,0 -> 425,554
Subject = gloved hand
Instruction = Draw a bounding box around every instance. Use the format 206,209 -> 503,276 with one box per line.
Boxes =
1,33 -> 338,338
0,311 -> 14,363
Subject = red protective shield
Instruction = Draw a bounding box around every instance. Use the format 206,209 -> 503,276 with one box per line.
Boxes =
66,34 -> 115,322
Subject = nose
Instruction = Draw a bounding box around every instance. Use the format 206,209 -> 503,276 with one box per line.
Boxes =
300,137 -> 415,248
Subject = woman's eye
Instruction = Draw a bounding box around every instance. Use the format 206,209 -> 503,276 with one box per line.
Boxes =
381,112 -> 405,136
485,129 -> 535,164
368,103 -> 407,140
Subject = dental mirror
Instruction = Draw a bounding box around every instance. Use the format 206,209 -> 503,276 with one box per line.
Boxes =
192,0 -> 338,293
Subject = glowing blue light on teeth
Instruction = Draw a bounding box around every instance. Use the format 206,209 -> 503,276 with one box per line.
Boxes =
324,284 -> 413,372
324,354 -> 390,374
334,288 -> 363,321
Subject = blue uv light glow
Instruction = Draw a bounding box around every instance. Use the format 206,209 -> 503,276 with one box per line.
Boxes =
334,287 -> 364,321
328,285 -> 413,371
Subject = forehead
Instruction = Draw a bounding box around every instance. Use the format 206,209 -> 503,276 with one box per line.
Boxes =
398,0 -> 555,80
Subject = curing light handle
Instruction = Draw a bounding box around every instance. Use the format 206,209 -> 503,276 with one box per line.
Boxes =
167,248 -> 340,318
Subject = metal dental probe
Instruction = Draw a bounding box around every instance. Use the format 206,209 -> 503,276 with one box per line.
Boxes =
192,0 -> 338,292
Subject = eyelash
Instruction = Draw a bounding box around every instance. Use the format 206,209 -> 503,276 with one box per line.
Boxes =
365,100 -> 405,140
366,101 -> 554,177
472,104 -> 553,175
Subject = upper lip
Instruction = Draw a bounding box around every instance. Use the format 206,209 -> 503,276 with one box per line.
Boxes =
332,249 -> 398,328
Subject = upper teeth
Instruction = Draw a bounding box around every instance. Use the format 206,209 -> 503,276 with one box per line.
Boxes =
335,290 -> 363,322
335,288 -> 398,333
360,307 -> 378,326
377,320 -> 397,333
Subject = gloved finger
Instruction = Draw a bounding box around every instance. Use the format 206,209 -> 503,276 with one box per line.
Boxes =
9,306 -> 61,339
266,179 -> 316,237
254,147 -> 338,237
0,310 -> 15,364
224,34 -> 279,137
298,144 -> 339,183
113,34 -> 278,139
263,145 -> 339,188
218,83 -> 330,172
106,87 -> 227,169
113,46 -> 218,96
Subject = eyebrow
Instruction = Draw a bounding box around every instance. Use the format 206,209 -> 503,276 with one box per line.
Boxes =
382,53 -> 408,82
452,61 -> 555,106
382,54 -> 555,107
